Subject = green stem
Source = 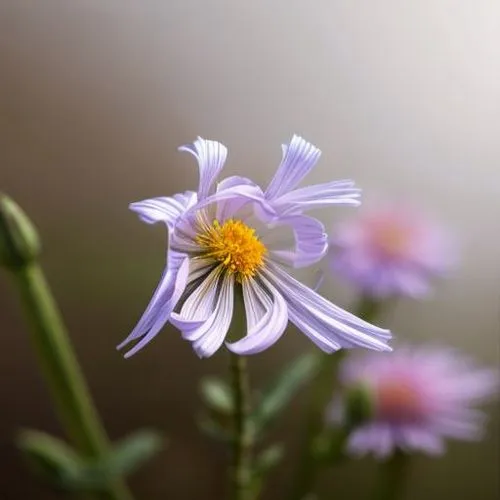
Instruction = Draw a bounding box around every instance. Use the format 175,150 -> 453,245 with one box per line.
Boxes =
13,264 -> 132,500
290,294 -> 386,500
373,452 -> 410,500
229,352 -> 253,500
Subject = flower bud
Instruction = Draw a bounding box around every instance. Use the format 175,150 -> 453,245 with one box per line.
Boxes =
0,194 -> 41,270
344,383 -> 375,428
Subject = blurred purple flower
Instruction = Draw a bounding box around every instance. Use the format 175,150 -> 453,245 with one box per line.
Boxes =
118,135 -> 392,358
330,345 -> 498,459
329,203 -> 456,299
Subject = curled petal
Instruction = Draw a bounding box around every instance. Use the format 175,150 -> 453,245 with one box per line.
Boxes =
191,274 -> 235,358
179,137 -> 228,200
264,262 -> 391,353
118,256 -> 189,357
266,135 -> 321,200
215,176 -> 266,221
226,276 -> 288,355
170,266 -> 222,340
271,215 -> 328,268
129,192 -> 196,226
271,180 -> 361,216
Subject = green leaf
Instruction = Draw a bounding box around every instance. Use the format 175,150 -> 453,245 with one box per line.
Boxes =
199,377 -> 234,414
251,352 -> 321,433
251,443 -> 284,496
63,430 -> 163,490
197,415 -> 231,442
17,429 -> 83,487
254,443 -> 284,475
105,430 -> 164,476
17,429 -> 164,492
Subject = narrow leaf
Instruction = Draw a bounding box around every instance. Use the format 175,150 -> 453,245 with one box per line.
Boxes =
199,376 -> 234,414
251,352 -> 321,433
16,429 -> 83,487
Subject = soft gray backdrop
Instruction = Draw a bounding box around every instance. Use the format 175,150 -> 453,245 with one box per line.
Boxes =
1,1 -> 499,499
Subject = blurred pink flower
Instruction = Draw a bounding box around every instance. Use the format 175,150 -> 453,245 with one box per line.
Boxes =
329,203 -> 456,298
329,345 -> 498,459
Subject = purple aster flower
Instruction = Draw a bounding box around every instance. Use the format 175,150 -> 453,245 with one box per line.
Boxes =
118,135 -> 392,358
329,203 -> 456,299
329,345 -> 498,459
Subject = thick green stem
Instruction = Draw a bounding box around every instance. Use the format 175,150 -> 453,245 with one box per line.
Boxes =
12,264 -> 132,500
373,452 -> 410,500
229,352 -> 253,500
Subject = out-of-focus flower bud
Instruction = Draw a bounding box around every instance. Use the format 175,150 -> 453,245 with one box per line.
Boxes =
0,194 -> 41,270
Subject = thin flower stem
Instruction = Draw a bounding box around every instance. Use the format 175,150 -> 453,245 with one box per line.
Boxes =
372,451 -> 410,500
229,352 -> 253,500
290,294 -> 385,500
13,264 -> 133,500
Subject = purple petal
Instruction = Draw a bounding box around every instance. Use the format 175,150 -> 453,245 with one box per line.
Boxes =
118,256 -> 190,357
347,424 -> 396,458
214,176 -> 266,221
399,426 -> 444,455
271,180 -> 361,216
433,412 -> 486,441
170,266 -> 222,340
266,135 -> 321,200
263,261 -> 391,353
194,176 -> 269,216
271,215 -> 328,268
191,274 -> 235,358
130,191 -> 196,226
226,276 -> 288,355
179,137 -> 228,200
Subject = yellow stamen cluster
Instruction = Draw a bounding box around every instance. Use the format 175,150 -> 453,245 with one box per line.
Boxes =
196,219 -> 266,281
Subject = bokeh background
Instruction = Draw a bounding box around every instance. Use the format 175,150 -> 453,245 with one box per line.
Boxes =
1,1 -> 499,499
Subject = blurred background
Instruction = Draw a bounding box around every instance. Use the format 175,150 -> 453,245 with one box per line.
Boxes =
1,1 -> 499,498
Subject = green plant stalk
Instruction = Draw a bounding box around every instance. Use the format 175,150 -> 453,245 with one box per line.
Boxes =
373,451 -> 410,500
229,352 -> 253,500
290,294 -> 386,500
13,263 -> 132,500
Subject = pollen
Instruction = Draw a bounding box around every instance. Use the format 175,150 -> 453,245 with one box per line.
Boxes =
196,219 -> 266,281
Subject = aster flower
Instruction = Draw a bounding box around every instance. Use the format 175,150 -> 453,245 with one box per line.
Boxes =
329,345 -> 498,459
117,135 -> 392,358
329,203 -> 455,299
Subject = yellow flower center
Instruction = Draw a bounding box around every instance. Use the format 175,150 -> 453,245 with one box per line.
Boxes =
196,219 -> 267,281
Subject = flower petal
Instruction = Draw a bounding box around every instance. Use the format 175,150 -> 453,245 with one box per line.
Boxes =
399,426 -> 444,455
271,215 -> 328,268
194,175 -> 269,218
215,176 -> 266,222
347,424 -> 396,458
170,266 -> 223,340
129,191 -> 196,226
263,262 -> 391,353
270,180 -> 361,216
226,276 -> 288,355
191,274 -> 235,358
179,137 -> 228,200
118,255 -> 189,357
266,135 -> 321,200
